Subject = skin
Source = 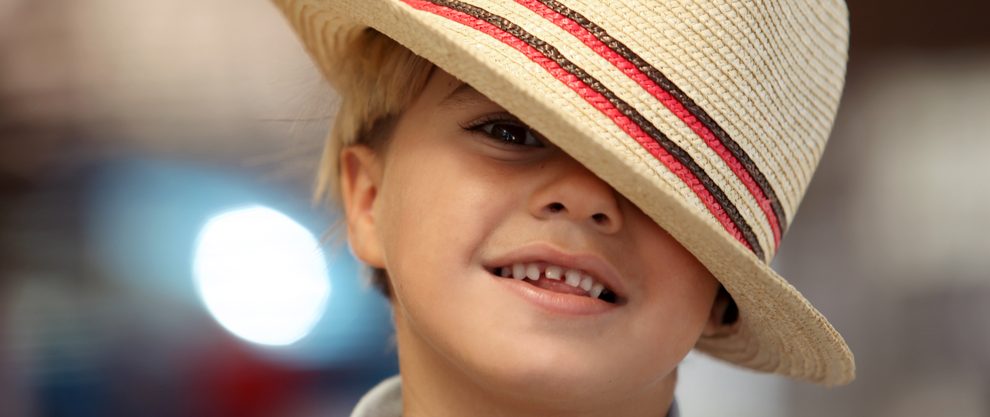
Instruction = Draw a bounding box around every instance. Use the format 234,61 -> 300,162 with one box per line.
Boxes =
340,68 -> 734,417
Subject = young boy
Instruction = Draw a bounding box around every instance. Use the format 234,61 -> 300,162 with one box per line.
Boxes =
274,0 -> 855,415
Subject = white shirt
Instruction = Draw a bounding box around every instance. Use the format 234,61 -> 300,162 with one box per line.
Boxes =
350,375 -> 680,417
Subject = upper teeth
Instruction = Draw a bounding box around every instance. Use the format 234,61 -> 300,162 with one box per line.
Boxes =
499,262 -> 607,300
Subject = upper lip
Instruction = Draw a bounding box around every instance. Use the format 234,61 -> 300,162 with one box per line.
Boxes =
482,242 -> 627,298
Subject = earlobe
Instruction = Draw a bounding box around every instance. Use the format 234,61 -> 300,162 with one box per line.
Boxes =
339,145 -> 386,269
702,286 -> 739,338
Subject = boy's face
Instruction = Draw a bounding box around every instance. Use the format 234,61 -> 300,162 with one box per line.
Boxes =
341,68 -> 722,404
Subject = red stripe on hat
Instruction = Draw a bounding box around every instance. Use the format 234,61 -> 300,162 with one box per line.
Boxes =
516,0 -> 781,248
401,0 -> 753,251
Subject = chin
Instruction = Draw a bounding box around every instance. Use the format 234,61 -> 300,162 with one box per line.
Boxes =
464,338 -> 647,403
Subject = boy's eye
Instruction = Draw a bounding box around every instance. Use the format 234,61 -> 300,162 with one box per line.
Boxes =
468,119 -> 546,148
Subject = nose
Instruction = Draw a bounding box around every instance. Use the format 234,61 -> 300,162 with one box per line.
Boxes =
528,159 -> 624,234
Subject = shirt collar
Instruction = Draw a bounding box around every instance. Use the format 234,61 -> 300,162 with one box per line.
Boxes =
350,375 -> 680,417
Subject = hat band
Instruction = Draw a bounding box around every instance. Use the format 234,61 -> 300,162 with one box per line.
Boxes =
403,0 -> 769,260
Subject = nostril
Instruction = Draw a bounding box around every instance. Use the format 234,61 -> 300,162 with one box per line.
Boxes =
547,202 -> 565,213
591,213 -> 609,224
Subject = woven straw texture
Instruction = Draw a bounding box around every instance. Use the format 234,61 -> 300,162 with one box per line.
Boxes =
273,0 -> 855,385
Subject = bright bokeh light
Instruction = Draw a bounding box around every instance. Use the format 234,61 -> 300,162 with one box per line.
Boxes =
192,205 -> 330,346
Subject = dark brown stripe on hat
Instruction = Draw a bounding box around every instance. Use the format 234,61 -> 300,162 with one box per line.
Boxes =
407,0 -> 765,259
532,0 -> 788,241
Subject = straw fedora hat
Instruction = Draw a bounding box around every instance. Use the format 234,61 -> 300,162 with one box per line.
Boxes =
273,0 -> 854,386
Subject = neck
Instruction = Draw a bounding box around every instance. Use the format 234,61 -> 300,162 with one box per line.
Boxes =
393,312 -> 677,417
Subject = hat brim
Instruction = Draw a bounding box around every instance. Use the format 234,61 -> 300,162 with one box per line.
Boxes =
275,0 -> 855,386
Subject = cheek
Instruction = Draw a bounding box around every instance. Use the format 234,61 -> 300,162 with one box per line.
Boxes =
375,144 -> 511,291
615,270 -> 715,381
639,268 -> 715,337
373,141 -> 529,368
624,218 -> 720,358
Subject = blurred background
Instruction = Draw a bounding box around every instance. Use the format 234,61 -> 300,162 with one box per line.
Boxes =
1,0 -> 988,416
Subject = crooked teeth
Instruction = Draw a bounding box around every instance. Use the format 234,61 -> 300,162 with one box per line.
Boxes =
512,264 -> 526,280
589,283 -> 604,299
579,275 -> 593,291
498,262 -> 614,302
564,270 -> 582,287
525,264 -> 541,281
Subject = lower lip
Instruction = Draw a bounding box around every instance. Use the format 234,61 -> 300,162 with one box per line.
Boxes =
492,274 -> 618,316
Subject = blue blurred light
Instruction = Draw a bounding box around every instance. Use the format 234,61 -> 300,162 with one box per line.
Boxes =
84,159 -> 396,370
192,205 -> 331,346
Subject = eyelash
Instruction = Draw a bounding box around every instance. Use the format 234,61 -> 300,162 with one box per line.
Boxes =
460,113 -> 546,148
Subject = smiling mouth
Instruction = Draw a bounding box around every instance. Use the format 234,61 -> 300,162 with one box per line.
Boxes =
487,263 -> 620,304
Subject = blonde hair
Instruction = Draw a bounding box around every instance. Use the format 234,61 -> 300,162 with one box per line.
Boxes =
314,28 -> 435,206
315,28 -> 434,296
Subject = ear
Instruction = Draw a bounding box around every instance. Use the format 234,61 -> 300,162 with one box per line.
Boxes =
339,145 -> 386,269
702,286 -> 739,338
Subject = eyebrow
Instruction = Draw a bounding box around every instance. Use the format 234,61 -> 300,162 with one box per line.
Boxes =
438,82 -> 492,110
